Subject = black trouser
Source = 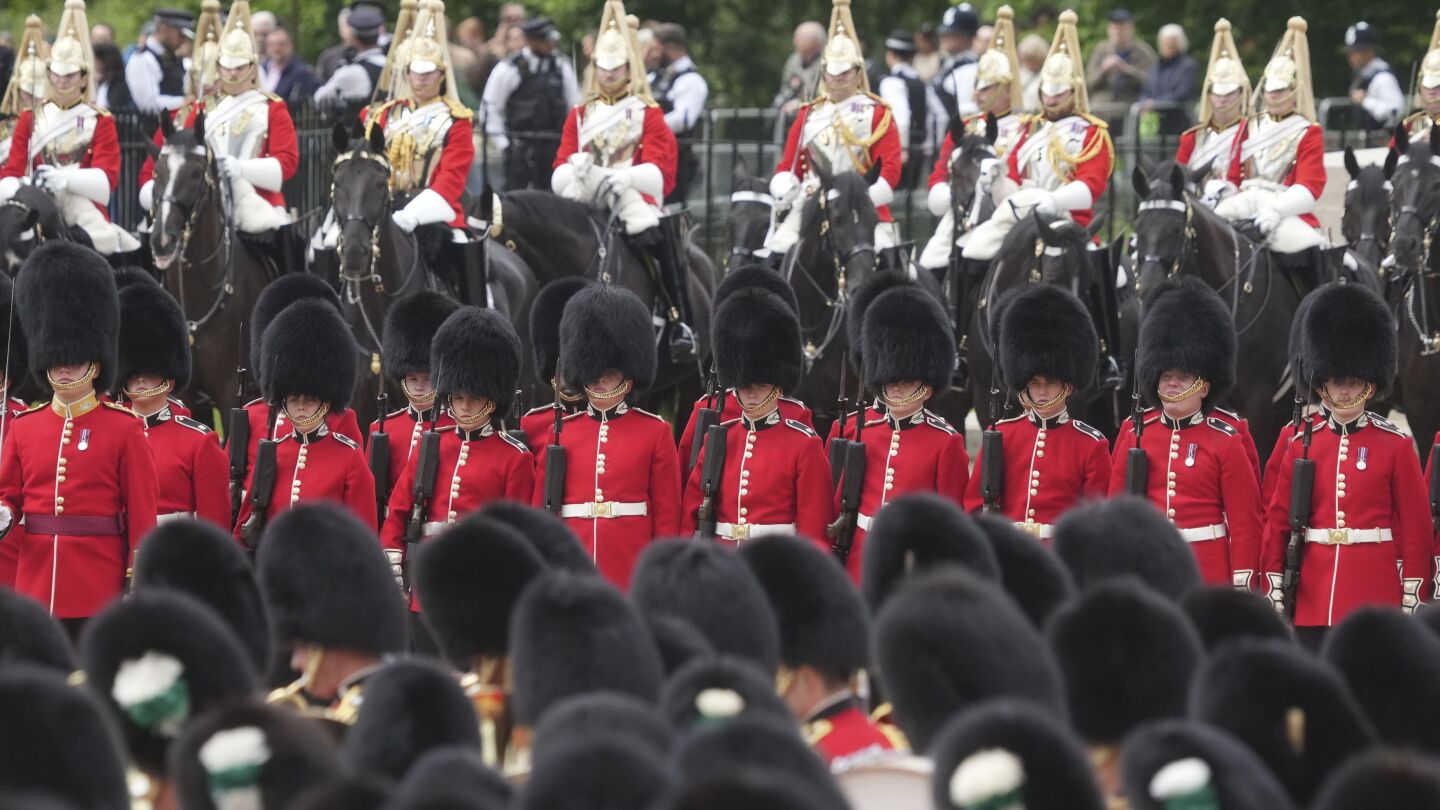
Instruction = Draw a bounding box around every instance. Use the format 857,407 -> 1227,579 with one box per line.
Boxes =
503,138 -> 561,192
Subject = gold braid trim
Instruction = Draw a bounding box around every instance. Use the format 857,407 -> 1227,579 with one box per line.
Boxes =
831,100 -> 893,174
1046,123 -> 1113,183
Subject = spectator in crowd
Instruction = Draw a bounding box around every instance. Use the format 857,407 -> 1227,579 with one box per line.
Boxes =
262,26 -> 319,104
932,3 -> 980,121
315,8 -> 355,82
489,3 -> 527,60
482,17 -> 579,191
444,17 -> 483,107
93,42 -> 132,112
504,24 -> 525,57
126,8 -> 194,113
639,28 -> 661,74
1140,24 -> 1197,136
251,11 -> 277,57
1018,33 -> 1047,112
90,23 -> 114,46
650,23 -> 708,204
881,29 -> 941,190
312,4 -> 386,103
457,17 -> 500,101
0,43 -> 12,98
1347,22 -> 1404,131
773,21 -> 825,122
914,24 -> 942,82
1086,8 -> 1157,131
976,24 -> 993,54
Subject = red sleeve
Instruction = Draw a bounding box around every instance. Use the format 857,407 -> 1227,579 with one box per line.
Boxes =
1224,120 -> 1247,187
795,436 -> 835,550
0,422 -> 25,519
936,431 -> 970,506
530,442 -> 548,507
1218,435 -> 1263,585
640,106 -> 678,197
123,422 -> 159,567
551,106 -> 581,170
0,111 -> 33,178
1072,124 -> 1113,202
346,449 -> 378,530
1082,437 -> 1112,499
429,116 -> 474,214
86,113 -> 121,188
1260,438 -> 1295,577
649,425 -> 682,538
1391,438 -> 1435,599
380,452 -> 417,552
775,107 -> 808,177
1107,422 -> 1136,495
961,438 -> 984,512
1174,129 -> 1195,165
1239,421 -> 1261,489
679,441 -> 703,538
677,398 -> 701,485
1261,424 -> 1297,509
929,131 -> 956,190
871,104 -> 902,189
266,100 -> 300,181
366,419 -> 381,451
139,125 -> 165,187
1005,120 -> 1030,184
192,434 -> 233,529
505,449 -> 536,502
1287,125 -> 1326,200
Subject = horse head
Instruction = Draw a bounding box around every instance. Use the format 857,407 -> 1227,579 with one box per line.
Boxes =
330,123 -> 392,282
1342,146 -> 1395,269
805,153 -> 881,295
1129,160 -> 1208,297
725,158 -> 773,268
149,112 -> 215,270
1387,125 -> 1440,272
0,184 -> 58,273
1031,210 -> 1103,290
946,114 -> 1000,225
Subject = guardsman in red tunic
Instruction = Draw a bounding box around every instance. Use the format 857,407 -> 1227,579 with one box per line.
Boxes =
519,278 -> 592,454
1399,16 -> 1440,146
838,281 -> 968,583
740,536 -> 905,770
233,300 -> 376,538
113,271 -> 229,530
1175,20 -> 1250,206
1110,277 -> 1263,589
382,308 -> 535,619
1262,284 -> 1432,643
369,292 -> 460,505
963,285 -> 1109,535
682,284 -> 832,547
1213,18 -> 1327,255
0,271 -> 28,588
827,272 -> 910,448
0,243 -> 157,628
532,286 -> 680,589
763,0 -> 903,261
0,2 -> 138,256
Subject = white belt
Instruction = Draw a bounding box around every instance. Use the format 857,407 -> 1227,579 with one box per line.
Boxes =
1305,527 -> 1392,545
857,513 -> 874,531
156,511 -> 195,524
559,501 -> 649,519
1176,524 -> 1228,543
422,521 -> 450,537
714,522 -> 796,541
1014,521 -> 1054,540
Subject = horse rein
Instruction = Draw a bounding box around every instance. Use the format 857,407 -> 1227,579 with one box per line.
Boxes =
1390,204 -> 1440,354
787,186 -> 872,368
727,189 -> 772,268
155,143 -> 236,337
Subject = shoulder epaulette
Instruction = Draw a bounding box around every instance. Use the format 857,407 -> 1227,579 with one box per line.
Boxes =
524,405 -> 552,416
262,91 -> 283,103
88,102 -> 112,117
1181,122 -> 1205,137
923,414 -> 958,435
1206,417 -> 1238,436
244,397 -> 264,407
102,401 -> 139,417
878,720 -> 910,751
1070,419 -> 1105,441
779,395 -> 806,408
785,419 -> 819,438
996,414 -> 1027,425
561,410 -> 586,422
631,408 -> 667,422
720,416 -> 742,428
1079,112 -> 1108,129
1142,413 -> 1162,426
498,431 -> 529,453
14,402 -> 45,419
443,97 -> 475,120
332,433 -> 361,450
435,425 -> 458,433
1368,413 -> 1408,437
863,91 -> 888,109
1211,406 -> 1240,420
173,414 -> 213,434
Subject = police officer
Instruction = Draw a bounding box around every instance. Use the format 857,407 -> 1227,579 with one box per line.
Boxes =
878,29 -> 938,191
1346,22 -> 1404,132
312,2 -> 387,103
483,17 -> 580,191
370,291 -> 460,500
125,7 -> 193,113
932,3 -> 981,121
649,23 -> 709,204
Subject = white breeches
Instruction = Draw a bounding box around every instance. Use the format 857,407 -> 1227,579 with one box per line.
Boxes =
960,188 -> 1059,261
562,172 -> 660,235
1213,187 -> 1327,254
920,209 -> 957,270
230,178 -> 291,234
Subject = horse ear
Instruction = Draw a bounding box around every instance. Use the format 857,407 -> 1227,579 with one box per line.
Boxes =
1168,164 -> 1184,198
732,158 -> 750,185
1344,146 -> 1360,180
159,113 -> 174,140
1130,165 -> 1149,200
1188,159 -> 1214,188
192,112 -> 205,142
948,114 -> 965,147
1384,147 -> 1399,180
145,139 -> 162,160
332,124 -> 350,153
1034,210 -> 1056,243
1086,213 -> 1107,240
983,113 -> 997,145
369,125 -> 386,157
863,157 -> 883,186
1394,122 -> 1410,155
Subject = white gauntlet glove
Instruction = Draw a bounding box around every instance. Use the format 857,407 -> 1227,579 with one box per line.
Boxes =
383,548 -> 405,591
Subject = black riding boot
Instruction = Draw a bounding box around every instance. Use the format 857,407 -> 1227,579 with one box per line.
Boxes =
877,246 -> 907,274
310,246 -> 340,293
948,257 -> 982,390
456,238 -> 489,307
1089,274 -> 1124,392
632,226 -> 697,364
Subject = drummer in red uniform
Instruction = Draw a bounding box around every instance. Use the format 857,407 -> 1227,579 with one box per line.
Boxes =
1110,277 -> 1262,589
1174,19 -> 1249,206
114,271 -> 229,529
963,285 -> 1109,536
532,285 -> 680,589
681,283 -> 832,547
1263,284 -> 1432,645
0,243 -> 157,630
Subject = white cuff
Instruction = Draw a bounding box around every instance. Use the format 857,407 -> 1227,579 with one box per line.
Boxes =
0,176 -> 19,203
1051,180 -> 1092,212
991,176 -> 1020,205
65,168 -> 113,205
551,163 -> 576,195
927,182 -> 952,217
238,158 -> 283,192
138,179 -> 155,212
770,170 -> 800,200
1270,184 -> 1316,219
623,162 -> 664,200
401,188 -> 455,227
868,178 -> 894,208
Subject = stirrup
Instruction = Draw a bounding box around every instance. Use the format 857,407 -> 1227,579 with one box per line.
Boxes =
1097,354 -> 1124,392
950,356 -> 971,392
667,321 -> 698,364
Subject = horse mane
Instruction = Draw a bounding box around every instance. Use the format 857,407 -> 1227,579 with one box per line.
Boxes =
1349,164 -> 1390,208
799,170 -> 875,234
166,125 -> 204,150
998,209 -> 1085,256
501,189 -> 603,231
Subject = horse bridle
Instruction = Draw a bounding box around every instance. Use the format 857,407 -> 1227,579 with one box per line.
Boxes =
726,189 -> 773,268
1133,197 -> 1196,287
1391,202 -> 1440,354
787,187 -> 873,368
157,144 -> 234,336
0,197 -> 58,249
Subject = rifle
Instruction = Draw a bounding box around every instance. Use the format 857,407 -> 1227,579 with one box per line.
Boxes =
979,365 -> 1004,514
829,353 -> 853,487
1429,444 -> 1439,535
542,381 -> 568,515
1123,353 -> 1148,497
687,363 -> 720,479
692,423 -> 728,541
1280,399 -> 1317,624
226,327 -> 250,524
507,389 -> 528,446
402,406 -> 442,594
368,389 -> 391,530
238,404 -> 281,553
828,373 -> 868,564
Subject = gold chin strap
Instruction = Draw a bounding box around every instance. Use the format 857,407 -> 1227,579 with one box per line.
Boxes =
1018,383 -> 1072,411
287,402 -> 331,432
453,400 -> 495,428
1319,383 -> 1373,411
401,379 -> 437,405
584,379 -> 633,402
46,363 -> 97,392
126,379 -> 172,400
1157,377 -> 1206,404
879,384 -> 931,409
741,387 -> 781,420
553,378 -> 584,404
775,665 -> 795,698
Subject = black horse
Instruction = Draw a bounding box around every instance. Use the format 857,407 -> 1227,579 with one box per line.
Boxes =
1385,129 -> 1440,455
148,113 -> 270,420
724,159 -> 774,271
1341,145 -> 1396,296
0,184 -> 87,273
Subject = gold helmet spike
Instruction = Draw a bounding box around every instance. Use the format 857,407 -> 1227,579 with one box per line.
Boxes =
1419,11 -> 1440,94
974,5 -> 1022,112
821,0 -> 867,89
1198,18 -> 1251,124
49,0 -> 98,101
2,15 -> 50,114
1039,9 -> 1088,113
584,1 -> 651,101
397,0 -> 461,104
374,0 -> 420,103
1258,17 -> 1315,121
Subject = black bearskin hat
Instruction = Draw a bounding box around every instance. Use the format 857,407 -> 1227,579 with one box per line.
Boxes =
509,572 -> 664,727
529,277 -> 593,385
845,271 -> 912,374
972,514 -> 1076,628
16,242 -> 119,392
996,284 -> 1097,392
260,299 -> 358,409
478,501 -> 597,575
518,731 -> 673,810
132,517 -> 272,673
660,770 -> 831,810
874,570 -> 1066,753
931,699 -> 1103,810
1136,275 -> 1236,409
390,747 -> 512,810
862,493 -> 1001,613
1322,606 -> 1440,753
671,714 -> 849,808
0,588 -> 74,673
415,514 -> 546,665
645,613 -> 716,676
1301,282 -> 1397,396
291,776 -> 391,809
533,692 -> 673,764
1191,639 -> 1376,805
630,541 -> 781,674
712,288 -> 803,392
740,536 -> 870,682
1047,579 -> 1203,747
658,655 -> 793,733
558,285 -> 656,391
115,269 -> 190,389
344,659 -> 481,782
0,664 -> 128,810
0,269 -> 28,387
258,503 -> 408,655
171,703 -> 344,810
1052,496 -> 1203,600
1312,748 -> 1440,810
431,307 -> 522,416
715,265 -> 799,314
382,290 -> 459,381
248,273 -> 341,389
1121,720 -> 1296,810
79,589 -> 257,776
1180,587 -> 1291,653
862,283 -> 955,392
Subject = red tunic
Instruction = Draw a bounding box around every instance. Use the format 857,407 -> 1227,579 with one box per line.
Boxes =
827,405 -> 886,444
367,100 -> 475,227
1005,115 -> 1112,231
1174,121 -> 1247,187
1209,407 -> 1261,487
232,426 -> 377,537
531,403 -> 681,589
367,407 -> 456,506
553,101 -> 678,204
838,410 -> 970,583
1109,410 -> 1263,588
928,130 -> 959,190
0,397 -> 31,588
1238,121 -> 1326,228
138,96 -> 299,208
804,696 -> 903,769
676,392 -> 813,484
381,423 -> 535,611
141,407 -> 230,529
519,404 -> 584,456
681,411 -> 833,549
242,400 -> 363,481
0,105 -> 120,220
0,399 -> 158,618
961,412 -> 1110,534
1262,413 -> 1432,626
1262,413 -> 1327,513
775,98 -> 903,222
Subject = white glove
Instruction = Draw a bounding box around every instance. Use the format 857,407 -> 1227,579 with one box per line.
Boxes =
1200,179 -> 1237,207
1030,189 -> 1058,217
237,157 -> 283,192
392,210 -> 419,233
567,151 -> 593,177
0,176 -> 20,203
383,548 -> 405,591
1270,184 -> 1317,219
622,163 -> 664,200
35,165 -> 66,193
1265,573 -> 1286,615
1252,205 -> 1282,236
601,169 -> 632,195
395,188 -> 455,230
927,182 -> 953,217
138,179 -> 155,212
867,178 -> 894,209
216,154 -> 241,181
0,504 -> 13,538
769,170 -> 801,204
1050,180 -> 1094,213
